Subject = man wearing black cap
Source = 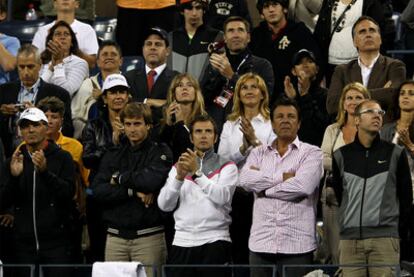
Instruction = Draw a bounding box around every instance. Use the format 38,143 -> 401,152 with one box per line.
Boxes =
1,107 -> 76,277
168,0 -> 223,81
250,0 -> 321,102
125,27 -> 179,126
284,49 -> 329,146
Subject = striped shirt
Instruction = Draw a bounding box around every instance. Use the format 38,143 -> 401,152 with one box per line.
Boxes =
239,137 -> 323,254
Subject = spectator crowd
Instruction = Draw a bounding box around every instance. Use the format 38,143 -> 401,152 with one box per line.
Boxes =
1,0 -> 414,276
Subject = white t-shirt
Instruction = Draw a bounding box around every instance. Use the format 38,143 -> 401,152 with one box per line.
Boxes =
32,19 -> 98,55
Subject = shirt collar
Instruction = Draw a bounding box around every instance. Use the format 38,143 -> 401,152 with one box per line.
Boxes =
20,78 -> 41,92
145,64 -> 167,76
267,136 -> 300,151
358,53 -> 380,69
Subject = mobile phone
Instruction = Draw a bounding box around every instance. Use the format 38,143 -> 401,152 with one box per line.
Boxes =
171,113 -> 176,123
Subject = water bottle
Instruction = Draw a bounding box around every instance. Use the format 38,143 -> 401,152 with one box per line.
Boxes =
25,4 -> 38,21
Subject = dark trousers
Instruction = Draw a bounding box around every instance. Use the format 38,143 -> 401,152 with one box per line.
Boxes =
167,240 -> 232,277
249,251 -> 313,277
85,197 -> 106,263
116,6 -> 178,56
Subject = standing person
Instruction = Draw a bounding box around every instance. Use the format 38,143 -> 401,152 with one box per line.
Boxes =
239,97 -> 323,277
125,27 -> 179,126
40,20 -> 89,97
0,0 -> 20,85
332,99 -> 412,276
81,73 -> 130,262
327,16 -> 406,120
159,73 -> 207,163
158,114 -> 238,277
0,44 -> 73,158
91,103 -> 173,277
249,0 -> 321,100
320,82 -> 370,265
40,0 -> 96,24
168,0 -> 223,81
313,0 -> 390,86
381,80 -> 414,262
201,16 -> 274,133
218,73 -> 275,277
401,0 -> 414,79
115,0 -> 177,56
284,49 -> 329,146
32,0 -> 99,68
1,107 -> 76,277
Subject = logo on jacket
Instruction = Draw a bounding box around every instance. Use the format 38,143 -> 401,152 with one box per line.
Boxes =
214,2 -> 233,15
377,160 -> 387,164
278,36 -> 290,50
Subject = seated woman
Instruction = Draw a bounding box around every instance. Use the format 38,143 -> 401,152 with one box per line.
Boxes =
40,20 -> 89,97
158,73 -> 206,163
217,72 -> 275,273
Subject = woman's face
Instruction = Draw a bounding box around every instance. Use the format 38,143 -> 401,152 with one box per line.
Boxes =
52,26 -> 72,54
399,83 -> 414,112
174,77 -> 196,104
343,89 -> 365,115
104,89 -> 129,112
239,78 -> 263,108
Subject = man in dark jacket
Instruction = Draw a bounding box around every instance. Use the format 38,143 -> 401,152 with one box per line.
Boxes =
249,0 -> 321,100
201,16 -> 274,133
1,107 -> 76,277
91,102 -> 172,277
332,100 -> 412,276
0,44 -> 73,158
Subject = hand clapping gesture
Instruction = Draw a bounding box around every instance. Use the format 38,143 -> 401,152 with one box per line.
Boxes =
10,148 -> 24,176
176,148 -> 199,181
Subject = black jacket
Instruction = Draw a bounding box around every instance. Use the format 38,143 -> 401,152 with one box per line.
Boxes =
1,141 -> 75,248
90,138 -> 172,237
0,79 -> 74,157
250,20 -> 321,100
206,0 -> 252,31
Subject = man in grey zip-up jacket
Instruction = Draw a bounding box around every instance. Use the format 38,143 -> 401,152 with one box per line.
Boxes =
158,114 -> 238,277
332,100 -> 413,276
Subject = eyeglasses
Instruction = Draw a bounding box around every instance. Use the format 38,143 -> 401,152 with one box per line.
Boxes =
358,109 -> 386,116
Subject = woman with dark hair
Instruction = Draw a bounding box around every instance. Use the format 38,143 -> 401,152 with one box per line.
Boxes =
381,79 -> 414,262
40,20 -> 89,97
159,73 -> 207,163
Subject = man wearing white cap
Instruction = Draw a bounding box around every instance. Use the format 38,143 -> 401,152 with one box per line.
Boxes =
0,107 -> 76,276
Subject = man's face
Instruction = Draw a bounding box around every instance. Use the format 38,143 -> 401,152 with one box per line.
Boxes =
292,57 -> 318,80
261,2 -> 287,26
53,0 -> 78,13
17,53 -> 41,88
142,34 -> 169,68
183,2 -> 204,28
190,120 -> 217,152
355,102 -> 384,134
123,116 -> 149,147
272,105 -> 300,142
224,21 -> 250,54
44,110 -> 63,138
97,45 -> 122,72
19,120 -> 48,147
103,89 -> 129,112
353,19 -> 382,52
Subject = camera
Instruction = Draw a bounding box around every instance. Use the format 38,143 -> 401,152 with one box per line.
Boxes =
208,40 -> 225,55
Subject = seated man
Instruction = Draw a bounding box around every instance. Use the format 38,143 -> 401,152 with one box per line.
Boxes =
90,102 -> 173,277
158,114 -> 238,277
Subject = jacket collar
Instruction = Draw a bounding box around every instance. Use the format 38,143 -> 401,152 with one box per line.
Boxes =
354,131 -> 381,149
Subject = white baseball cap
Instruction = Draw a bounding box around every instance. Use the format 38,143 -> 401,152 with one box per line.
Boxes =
17,107 -> 48,126
102,74 -> 130,93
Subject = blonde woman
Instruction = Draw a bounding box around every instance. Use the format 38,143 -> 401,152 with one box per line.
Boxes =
321,82 -> 370,264
217,72 -> 275,270
159,73 -> 206,162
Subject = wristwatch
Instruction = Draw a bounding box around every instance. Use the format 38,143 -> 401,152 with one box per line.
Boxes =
192,169 -> 203,180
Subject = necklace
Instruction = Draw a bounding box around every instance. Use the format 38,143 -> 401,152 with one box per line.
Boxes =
331,0 -> 355,33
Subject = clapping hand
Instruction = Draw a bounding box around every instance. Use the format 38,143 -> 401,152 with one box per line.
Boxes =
32,149 -> 47,172
10,148 -> 24,176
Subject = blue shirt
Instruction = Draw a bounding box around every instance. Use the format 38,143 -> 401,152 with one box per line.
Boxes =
0,34 -> 20,85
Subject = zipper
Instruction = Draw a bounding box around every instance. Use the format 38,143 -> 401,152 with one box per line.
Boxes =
32,170 -> 40,252
359,150 -> 369,238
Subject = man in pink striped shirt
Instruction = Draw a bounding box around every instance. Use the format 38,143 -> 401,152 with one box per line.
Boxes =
239,97 -> 323,277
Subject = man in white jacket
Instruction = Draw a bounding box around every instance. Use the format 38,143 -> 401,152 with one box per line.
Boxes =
158,114 -> 238,277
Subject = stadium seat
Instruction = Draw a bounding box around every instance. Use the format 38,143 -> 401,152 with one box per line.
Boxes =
0,19 -> 50,44
93,17 -> 117,43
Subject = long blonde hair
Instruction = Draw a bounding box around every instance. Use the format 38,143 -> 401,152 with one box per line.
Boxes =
165,73 -> 206,125
336,82 -> 371,126
228,73 -> 270,121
